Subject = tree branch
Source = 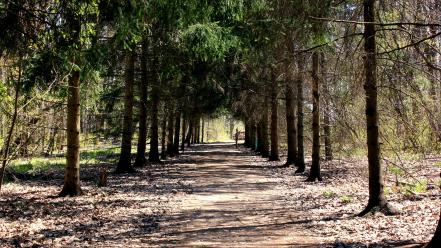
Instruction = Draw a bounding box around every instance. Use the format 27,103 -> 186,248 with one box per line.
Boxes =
377,31 -> 441,55
309,16 -> 441,28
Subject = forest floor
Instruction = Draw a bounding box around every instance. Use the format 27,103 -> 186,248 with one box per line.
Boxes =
0,142 -> 439,247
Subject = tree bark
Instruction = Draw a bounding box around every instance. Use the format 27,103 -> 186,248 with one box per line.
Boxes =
148,64 -> 161,163
58,14 -> 83,196
134,39 -> 149,168
251,121 -> 257,151
229,119 -> 234,140
181,113 -> 186,151
45,127 -> 58,157
166,106 -> 175,156
59,62 -> 83,196
191,117 -> 196,144
186,118 -> 193,147
283,70 -> 297,167
45,108 -> 58,157
201,117 -> 205,143
296,56 -> 306,173
307,51 -> 322,181
248,120 -> 254,150
269,73 -> 279,161
192,117 -> 196,144
244,119 -> 250,147
160,107 -> 167,160
256,119 -> 263,153
115,51 -> 136,173
261,96 -> 270,157
173,110 -> 181,154
196,116 -> 201,143
206,119 -> 210,142
359,0 -> 395,216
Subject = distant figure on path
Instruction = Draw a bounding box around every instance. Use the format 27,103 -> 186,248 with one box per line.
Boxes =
235,128 -> 240,148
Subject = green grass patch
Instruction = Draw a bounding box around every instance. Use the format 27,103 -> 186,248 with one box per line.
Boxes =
388,166 -> 404,176
340,195 -> 353,204
81,147 -> 119,159
413,180 -> 428,193
402,179 -> 428,195
9,147 -> 119,174
322,190 -> 336,198
336,147 -> 366,158
384,186 -> 392,196
10,157 -> 65,174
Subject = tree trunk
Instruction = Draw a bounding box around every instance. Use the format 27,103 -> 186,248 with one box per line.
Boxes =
134,40 -> 149,168
269,73 -> 279,161
201,117 -> 205,143
307,51 -> 322,181
57,118 -> 64,153
181,113 -> 186,151
206,119 -> 210,142
148,68 -> 161,163
196,117 -> 201,143
173,110 -> 181,154
248,119 -> 253,148
359,0 -> 395,216
166,106 -> 175,156
59,62 -> 83,196
244,119 -> 250,147
46,127 -> 58,157
284,70 -> 297,167
261,96 -> 270,157
115,51 -> 136,173
186,118 -> 193,147
191,117 -> 195,144
191,117 -> 196,144
250,121 -> 256,150
296,56 -> 306,173
45,108 -> 58,157
160,107 -> 167,160
256,119 -> 263,153
229,119 -> 234,140
41,107 -> 46,155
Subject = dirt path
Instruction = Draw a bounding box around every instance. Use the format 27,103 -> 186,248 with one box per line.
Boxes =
153,142 -> 324,247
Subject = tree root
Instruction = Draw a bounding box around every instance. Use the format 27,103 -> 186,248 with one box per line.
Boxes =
58,185 -> 83,197
269,156 -> 280,162
114,166 -> 137,174
306,175 -> 323,182
358,202 -> 398,217
133,158 -> 147,168
148,158 -> 162,164
278,163 -> 292,168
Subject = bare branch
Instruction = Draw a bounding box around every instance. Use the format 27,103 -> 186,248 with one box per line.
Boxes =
309,16 -> 441,27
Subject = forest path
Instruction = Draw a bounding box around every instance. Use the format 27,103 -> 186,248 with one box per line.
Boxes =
154,142 -> 322,247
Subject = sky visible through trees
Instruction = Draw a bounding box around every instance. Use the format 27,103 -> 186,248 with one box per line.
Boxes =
0,0 -> 440,247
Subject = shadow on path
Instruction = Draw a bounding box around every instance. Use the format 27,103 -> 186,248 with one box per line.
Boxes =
152,142 -> 322,247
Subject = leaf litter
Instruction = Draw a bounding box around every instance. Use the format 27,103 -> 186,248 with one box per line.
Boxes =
0,146 -> 439,247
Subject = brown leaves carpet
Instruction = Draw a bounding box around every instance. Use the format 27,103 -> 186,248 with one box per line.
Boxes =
1,143 -> 439,247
